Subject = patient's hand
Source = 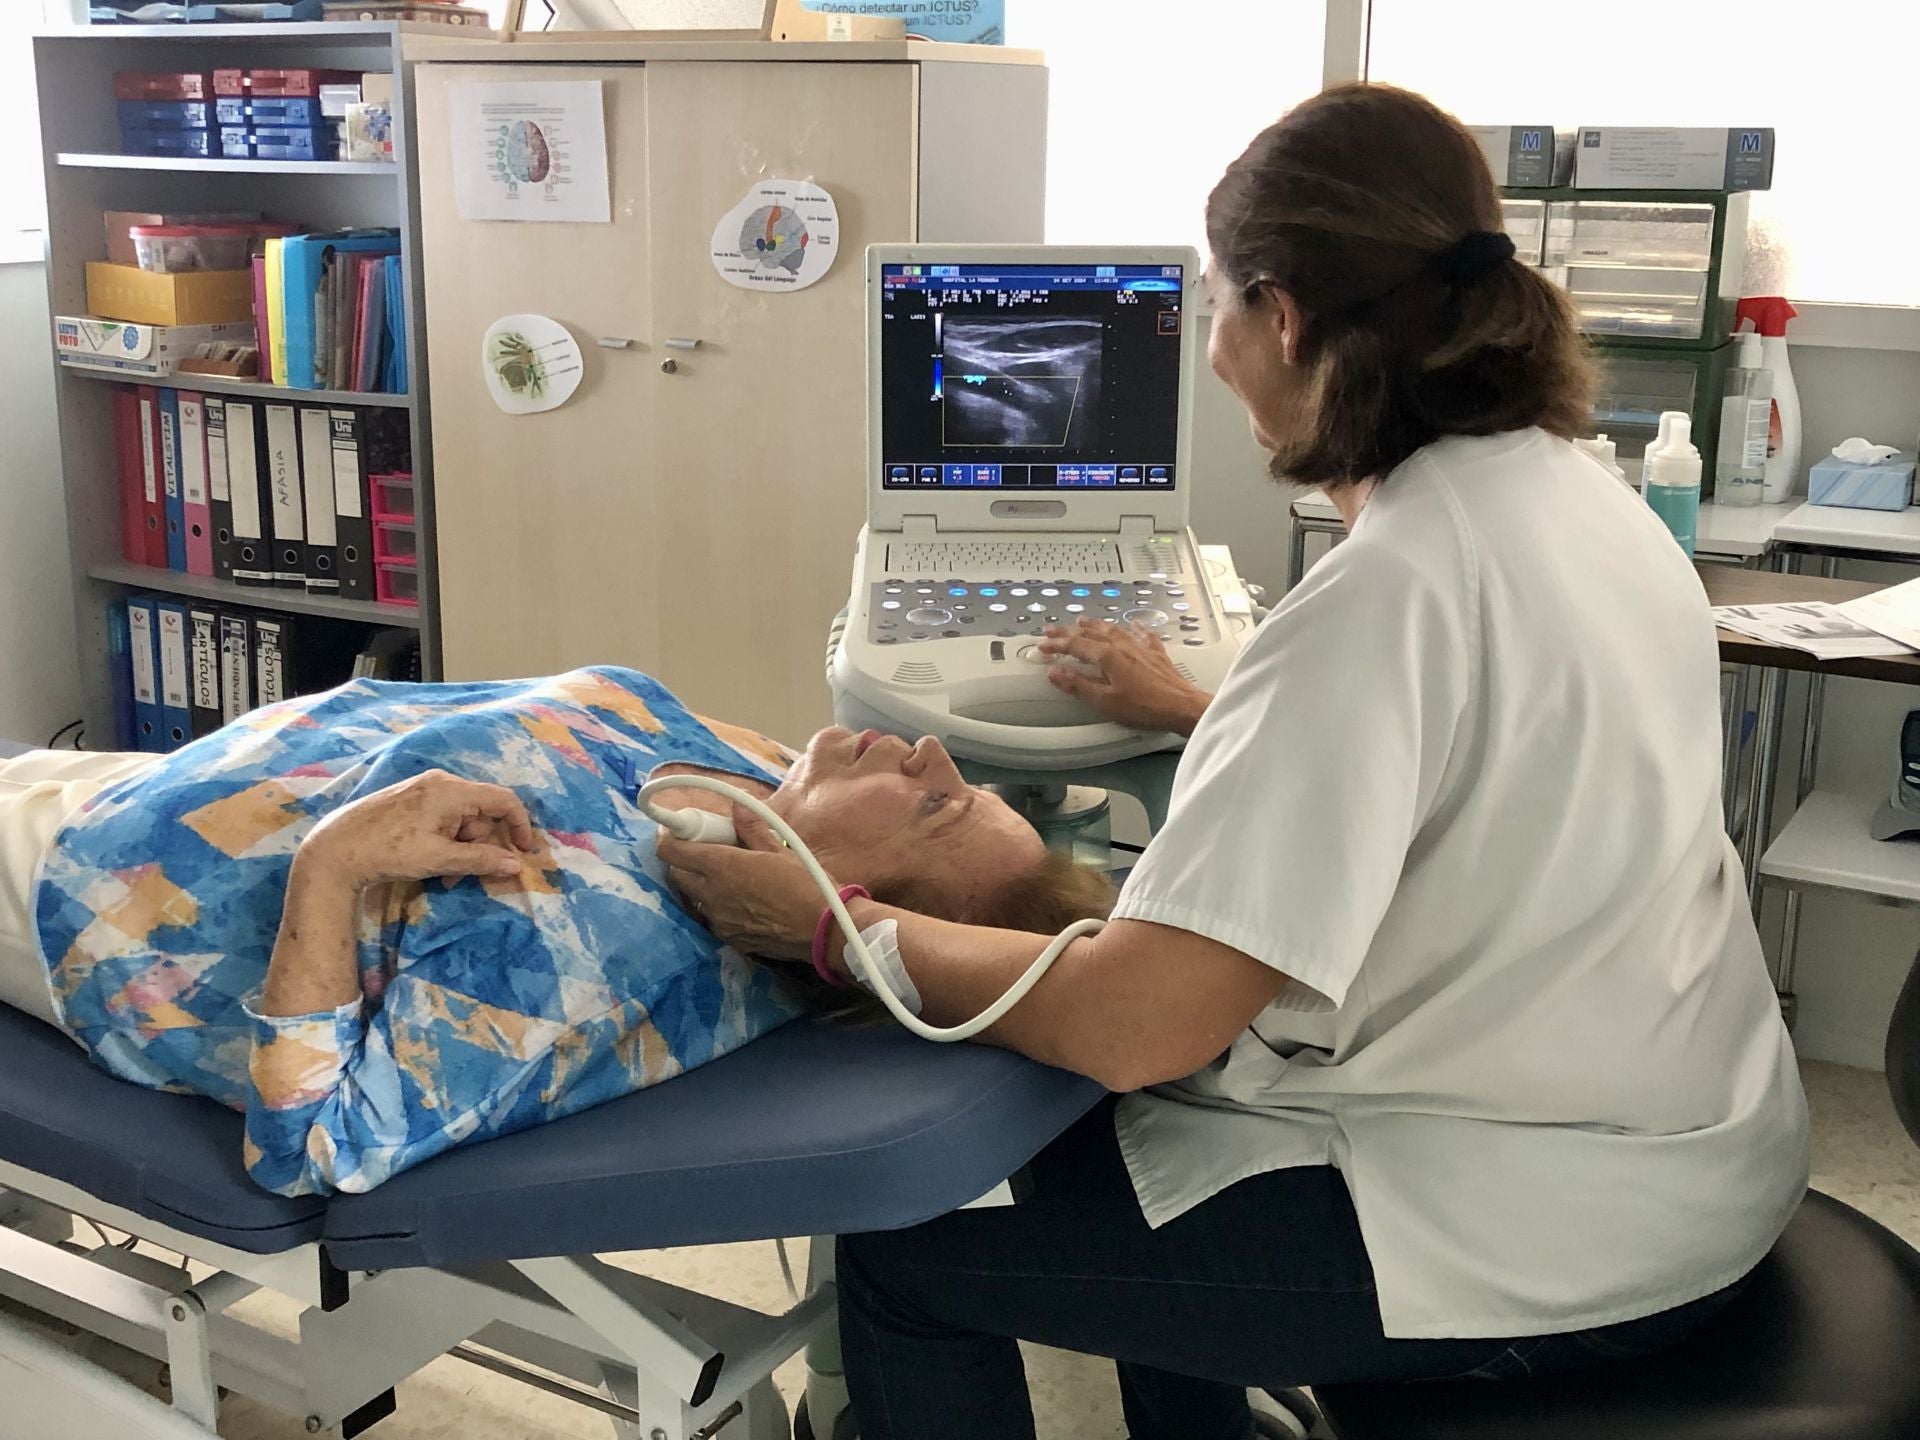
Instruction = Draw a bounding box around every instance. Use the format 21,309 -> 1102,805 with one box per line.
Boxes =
300,769 -> 537,891
1038,619 -> 1213,738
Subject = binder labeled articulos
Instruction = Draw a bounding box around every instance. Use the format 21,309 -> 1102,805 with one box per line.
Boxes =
158,389 -> 187,573
155,599 -> 193,750
254,614 -> 292,706
329,408 -> 375,600
223,399 -> 275,588
219,611 -> 253,723
205,396 -> 234,583
298,406 -> 340,593
188,605 -> 223,738
127,595 -> 164,753
178,392 -> 214,577
263,402 -> 307,589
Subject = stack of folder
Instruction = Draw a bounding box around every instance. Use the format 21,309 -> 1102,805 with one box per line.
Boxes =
110,597 -> 416,754
116,385 -> 412,602
253,229 -> 407,394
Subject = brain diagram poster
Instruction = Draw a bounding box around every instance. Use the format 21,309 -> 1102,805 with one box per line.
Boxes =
710,179 -> 839,293
450,80 -> 611,224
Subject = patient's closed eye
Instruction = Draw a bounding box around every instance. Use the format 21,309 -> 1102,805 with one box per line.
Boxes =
921,792 -> 950,816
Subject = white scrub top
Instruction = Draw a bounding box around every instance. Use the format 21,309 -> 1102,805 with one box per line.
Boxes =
1111,428 -> 1808,1341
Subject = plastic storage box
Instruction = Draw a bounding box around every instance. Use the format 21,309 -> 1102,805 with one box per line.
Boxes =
1500,199 -> 1546,266
113,71 -> 214,101
129,224 -> 260,273
375,560 -> 419,607
120,127 -> 217,159
369,474 -> 416,519
117,100 -> 213,130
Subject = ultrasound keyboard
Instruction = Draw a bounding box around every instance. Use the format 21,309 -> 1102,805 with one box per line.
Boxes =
881,534 -> 1203,578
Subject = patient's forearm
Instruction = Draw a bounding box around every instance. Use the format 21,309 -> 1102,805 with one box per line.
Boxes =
259,853 -> 362,1017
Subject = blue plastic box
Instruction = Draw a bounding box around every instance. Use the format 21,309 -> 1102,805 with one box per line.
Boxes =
215,96 -> 250,126
218,126 -> 255,158
121,127 -> 217,158
1809,452 -> 1917,511
251,97 -> 323,126
117,99 -> 213,129
250,124 -> 333,161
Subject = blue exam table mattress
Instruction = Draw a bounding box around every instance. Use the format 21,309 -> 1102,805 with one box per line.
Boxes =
0,1005 -> 1103,1265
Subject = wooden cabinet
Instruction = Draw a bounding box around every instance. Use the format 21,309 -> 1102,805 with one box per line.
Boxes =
417,41 -> 1045,743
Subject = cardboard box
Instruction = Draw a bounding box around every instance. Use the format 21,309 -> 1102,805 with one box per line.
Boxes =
1809,453 -> 1916,512
55,317 -> 257,378
1467,125 -> 1571,187
1574,127 -> 1775,192
86,262 -> 255,327
104,210 -> 260,266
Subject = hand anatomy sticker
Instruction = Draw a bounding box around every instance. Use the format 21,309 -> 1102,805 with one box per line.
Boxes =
709,180 -> 840,293
482,315 -> 584,416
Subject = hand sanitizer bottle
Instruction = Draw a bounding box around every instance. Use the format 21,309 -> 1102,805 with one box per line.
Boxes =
1716,331 -> 1772,507
1643,411 -> 1702,558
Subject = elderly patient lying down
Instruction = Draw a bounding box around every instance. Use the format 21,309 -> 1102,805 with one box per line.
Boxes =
0,667 -> 1113,1197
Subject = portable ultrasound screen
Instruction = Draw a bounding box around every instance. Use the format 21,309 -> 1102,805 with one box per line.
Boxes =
877,262 -> 1186,492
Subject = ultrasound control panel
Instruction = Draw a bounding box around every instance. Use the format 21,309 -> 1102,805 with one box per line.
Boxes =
865,577 -> 1217,649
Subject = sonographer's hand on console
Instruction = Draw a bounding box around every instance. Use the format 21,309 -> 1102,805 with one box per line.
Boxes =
659,805 -> 822,964
1038,619 -> 1213,738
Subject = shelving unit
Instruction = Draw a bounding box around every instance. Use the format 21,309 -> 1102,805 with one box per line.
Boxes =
1759,789 -> 1920,906
86,561 -> 423,629
33,19 -> 448,746
57,151 -> 401,176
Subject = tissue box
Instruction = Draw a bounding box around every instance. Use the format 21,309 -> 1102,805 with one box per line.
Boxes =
1809,453 -> 1917,511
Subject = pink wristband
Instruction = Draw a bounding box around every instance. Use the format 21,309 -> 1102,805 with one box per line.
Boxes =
811,884 -> 869,988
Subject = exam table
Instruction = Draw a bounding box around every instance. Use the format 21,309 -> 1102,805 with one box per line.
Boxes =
0,937 -> 1102,1438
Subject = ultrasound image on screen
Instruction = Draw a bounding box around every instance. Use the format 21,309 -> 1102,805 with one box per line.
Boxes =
942,316 -> 1104,449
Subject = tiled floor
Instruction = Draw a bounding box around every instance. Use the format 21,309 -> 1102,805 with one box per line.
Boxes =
28,1059 -> 1920,1439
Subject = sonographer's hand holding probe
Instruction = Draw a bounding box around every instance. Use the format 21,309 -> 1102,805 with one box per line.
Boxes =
1038,619 -> 1214,739
646,773 -> 1102,1040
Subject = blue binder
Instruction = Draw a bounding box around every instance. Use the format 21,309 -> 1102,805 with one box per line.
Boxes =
384,255 -> 407,394
153,599 -> 193,751
106,600 -> 137,752
279,232 -> 399,391
126,595 -> 165,753
158,389 -> 187,572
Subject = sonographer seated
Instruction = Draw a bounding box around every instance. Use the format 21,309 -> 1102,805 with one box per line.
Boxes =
0,667 -> 1112,1197
656,84 -> 1811,1440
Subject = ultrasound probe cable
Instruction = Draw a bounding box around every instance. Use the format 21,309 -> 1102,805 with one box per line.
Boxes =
636,774 -> 1106,1043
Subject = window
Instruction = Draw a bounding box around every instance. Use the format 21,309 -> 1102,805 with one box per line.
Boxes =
0,7 -> 48,244
1005,0 -> 1325,252
1367,0 -> 1920,308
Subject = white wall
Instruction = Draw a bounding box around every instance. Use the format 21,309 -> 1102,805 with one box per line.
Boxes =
0,259 -> 81,746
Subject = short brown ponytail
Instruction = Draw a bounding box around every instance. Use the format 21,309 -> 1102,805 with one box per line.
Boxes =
1206,83 -> 1595,489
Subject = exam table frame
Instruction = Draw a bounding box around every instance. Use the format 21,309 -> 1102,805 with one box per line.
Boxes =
0,1000 -> 1102,1440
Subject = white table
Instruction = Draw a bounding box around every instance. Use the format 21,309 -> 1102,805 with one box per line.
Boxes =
1285,494 -> 1794,589
1773,502 -> 1920,560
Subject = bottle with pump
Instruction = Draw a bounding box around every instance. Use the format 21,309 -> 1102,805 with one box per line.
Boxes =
1716,330 -> 1772,507
1735,296 -> 1801,503
1574,433 -> 1630,487
1643,411 -> 1702,557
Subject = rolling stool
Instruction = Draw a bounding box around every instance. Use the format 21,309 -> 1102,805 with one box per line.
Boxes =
1308,950 -> 1920,1440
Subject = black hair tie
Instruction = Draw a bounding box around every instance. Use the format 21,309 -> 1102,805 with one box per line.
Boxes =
1434,230 -> 1516,287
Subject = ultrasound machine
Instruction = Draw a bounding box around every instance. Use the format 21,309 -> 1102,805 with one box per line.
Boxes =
830,245 -> 1259,829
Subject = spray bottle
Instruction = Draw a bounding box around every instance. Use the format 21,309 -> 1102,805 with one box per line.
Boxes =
1735,296 -> 1802,503
1643,411 -> 1701,557
1715,330 -> 1772,507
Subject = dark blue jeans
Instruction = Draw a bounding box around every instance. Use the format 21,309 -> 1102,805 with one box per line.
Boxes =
838,1098 -> 1742,1440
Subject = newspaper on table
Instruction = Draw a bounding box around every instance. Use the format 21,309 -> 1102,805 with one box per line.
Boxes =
1835,577 -> 1920,653
1711,602 -> 1919,660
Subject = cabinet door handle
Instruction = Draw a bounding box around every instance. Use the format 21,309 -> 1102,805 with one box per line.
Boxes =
664,337 -> 702,350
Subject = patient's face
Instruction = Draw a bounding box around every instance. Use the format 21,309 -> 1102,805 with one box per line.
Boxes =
769,728 -> 1046,915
